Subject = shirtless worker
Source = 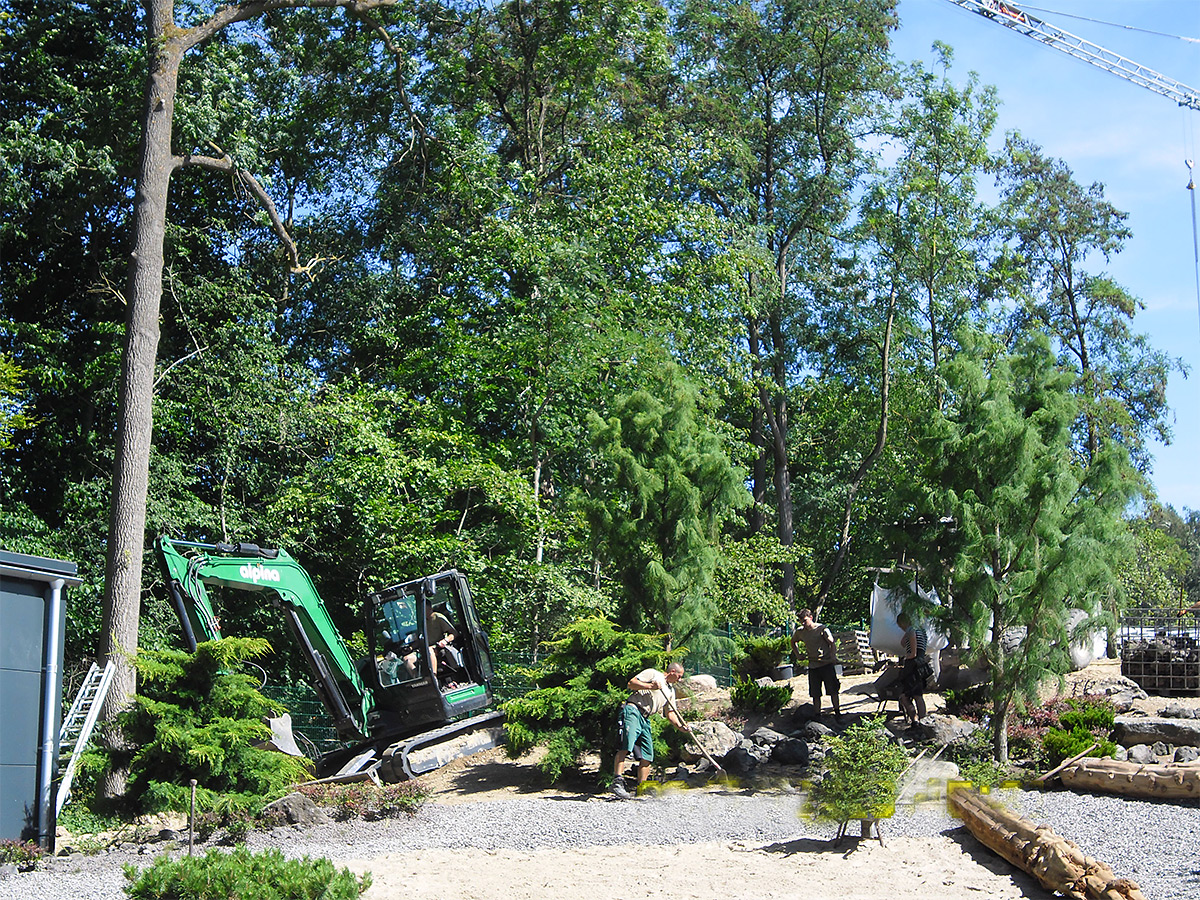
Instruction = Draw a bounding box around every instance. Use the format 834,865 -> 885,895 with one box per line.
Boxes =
612,661 -> 687,799
791,608 -> 842,722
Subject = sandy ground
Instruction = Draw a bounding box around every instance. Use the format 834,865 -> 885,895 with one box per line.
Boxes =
341,837 -> 1050,900
324,661 -> 1163,900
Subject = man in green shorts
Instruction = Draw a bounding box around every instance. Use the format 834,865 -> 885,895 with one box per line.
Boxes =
612,661 -> 686,798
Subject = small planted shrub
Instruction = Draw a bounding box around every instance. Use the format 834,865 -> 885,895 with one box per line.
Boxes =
730,678 -> 792,716
805,717 -> 908,827
296,780 -> 427,820
733,635 -> 791,679
1043,726 -> 1117,766
123,846 -> 370,900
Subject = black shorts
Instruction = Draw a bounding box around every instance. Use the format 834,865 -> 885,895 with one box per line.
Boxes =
808,662 -> 839,699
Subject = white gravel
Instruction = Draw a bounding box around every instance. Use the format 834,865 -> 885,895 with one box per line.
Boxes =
2,788 -> 1195,900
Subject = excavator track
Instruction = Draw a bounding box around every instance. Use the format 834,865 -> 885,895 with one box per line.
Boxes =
376,709 -> 507,782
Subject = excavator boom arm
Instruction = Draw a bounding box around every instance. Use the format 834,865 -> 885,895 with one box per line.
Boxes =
154,536 -> 373,741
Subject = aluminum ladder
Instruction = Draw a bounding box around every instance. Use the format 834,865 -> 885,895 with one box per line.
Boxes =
55,660 -> 116,815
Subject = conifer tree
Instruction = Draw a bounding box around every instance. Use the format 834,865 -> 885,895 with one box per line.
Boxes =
912,330 -> 1134,762
579,365 -> 749,654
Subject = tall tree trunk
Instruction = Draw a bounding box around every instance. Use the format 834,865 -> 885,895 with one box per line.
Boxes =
98,0 -> 182,797
815,289 -> 896,616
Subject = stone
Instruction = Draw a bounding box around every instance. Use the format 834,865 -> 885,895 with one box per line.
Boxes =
769,737 -> 809,766
1158,703 -> 1194,719
908,714 -> 978,746
684,674 -> 719,694
1151,741 -> 1171,757
749,726 -> 788,746
1174,746 -> 1200,763
1109,692 -> 1138,714
678,720 -> 741,763
721,745 -> 761,774
1111,744 -> 1128,762
262,792 -> 331,828
796,720 -> 834,741
156,828 -> 182,843
1113,716 -> 1200,748
1127,743 -> 1157,764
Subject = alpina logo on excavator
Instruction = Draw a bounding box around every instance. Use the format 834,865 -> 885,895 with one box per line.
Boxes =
239,563 -> 281,583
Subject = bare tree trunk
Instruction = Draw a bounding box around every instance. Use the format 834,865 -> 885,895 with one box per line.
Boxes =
815,290 -> 896,616
98,2 -> 183,797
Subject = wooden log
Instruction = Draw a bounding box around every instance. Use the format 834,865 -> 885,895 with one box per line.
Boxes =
1060,756 -> 1200,799
948,787 -> 1147,900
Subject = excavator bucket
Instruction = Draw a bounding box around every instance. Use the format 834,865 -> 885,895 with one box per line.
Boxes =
257,712 -> 305,758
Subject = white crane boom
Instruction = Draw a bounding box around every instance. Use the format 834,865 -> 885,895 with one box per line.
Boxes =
946,0 -> 1200,111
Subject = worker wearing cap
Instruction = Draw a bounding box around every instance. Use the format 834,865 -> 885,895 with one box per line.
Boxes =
612,661 -> 686,799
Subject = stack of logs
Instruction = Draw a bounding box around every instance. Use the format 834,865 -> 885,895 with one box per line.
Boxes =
949,787 -> 1146,900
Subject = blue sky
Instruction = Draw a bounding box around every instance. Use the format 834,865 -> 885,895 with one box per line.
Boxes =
892,0 -> 1200,513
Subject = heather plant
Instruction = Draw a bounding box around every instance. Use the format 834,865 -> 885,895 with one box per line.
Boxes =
295,780 -> 427,820
0,840 -> 44,872
123,847 -> 370,899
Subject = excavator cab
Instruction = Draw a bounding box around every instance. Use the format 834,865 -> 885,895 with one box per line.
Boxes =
363,570 -> 496,739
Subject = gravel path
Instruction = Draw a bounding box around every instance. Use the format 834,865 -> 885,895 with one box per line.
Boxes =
2,788 -> 1196,900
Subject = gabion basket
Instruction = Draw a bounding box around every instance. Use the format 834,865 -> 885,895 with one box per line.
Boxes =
1120,608 -> 1200,695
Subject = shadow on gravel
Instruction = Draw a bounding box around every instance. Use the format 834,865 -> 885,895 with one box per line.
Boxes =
440,757 -> 596,800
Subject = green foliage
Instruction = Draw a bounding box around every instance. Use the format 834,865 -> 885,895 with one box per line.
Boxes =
1040,696 -> 1116,765
0,840 -> 44,871
729,678 -> 792,716
578,363 -> 750,655
501,617 -> 680,782
57,802 -> 123,837
805,717 -> 908,825
905,329 -> 1135,762
294,781 -> 427,821
122,847 -> 371,900
947,728 -> 1014,789
1058,697 -> 1116,733
102,639 -> 311,816
1042,726 -> 1116,767
731,635 -> 790,679
0,353 -> 33,450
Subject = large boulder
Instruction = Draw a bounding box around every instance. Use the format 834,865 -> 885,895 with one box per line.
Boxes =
684,674 -> 719,694
263,792 -> 331,828
678,720 -> 741,764
1113,716 -> 1200,748
770,737 -> 810,766
909,714 -> 978,746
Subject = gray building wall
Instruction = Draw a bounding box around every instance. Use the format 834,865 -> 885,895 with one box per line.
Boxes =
0,550 -> 77,847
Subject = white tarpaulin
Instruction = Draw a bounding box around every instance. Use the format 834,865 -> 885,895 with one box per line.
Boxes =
869,581 -> 950,682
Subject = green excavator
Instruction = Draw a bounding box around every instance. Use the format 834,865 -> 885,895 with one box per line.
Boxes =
155,535 -> 504,782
